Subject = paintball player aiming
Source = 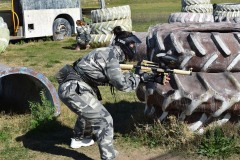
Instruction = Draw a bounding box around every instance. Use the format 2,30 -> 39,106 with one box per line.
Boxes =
55,26 -> 170,160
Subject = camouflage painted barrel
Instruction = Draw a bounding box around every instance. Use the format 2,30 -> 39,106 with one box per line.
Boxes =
0,64 -> 60,116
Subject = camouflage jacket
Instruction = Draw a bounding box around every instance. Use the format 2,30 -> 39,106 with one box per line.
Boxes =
74,45 -> 140,92
76,25 -> 91,45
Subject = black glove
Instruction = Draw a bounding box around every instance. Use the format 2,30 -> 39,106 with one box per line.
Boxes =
140,72 -> 155,83
155,73 -> 170,85
154,74 -> 163,84
140,72 -> 170,85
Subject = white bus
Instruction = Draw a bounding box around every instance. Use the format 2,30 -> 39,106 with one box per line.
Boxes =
0,0 -> 105,40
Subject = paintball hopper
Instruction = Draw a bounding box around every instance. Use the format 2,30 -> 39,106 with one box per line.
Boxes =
156,53 -> 179,69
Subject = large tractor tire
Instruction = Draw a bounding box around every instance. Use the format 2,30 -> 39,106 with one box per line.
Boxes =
214,11 -> 240,18
214,3 -> 240,12
90,5 -> 133,49
90,18 -> 132,34
214,16 -> 240,23
137,22 -> 240,133
168,12 -> 214,23
182,0 -> 211,6
182,4 -> 213,13
91,5 -> 131,23
90,33 -> 114,44
0,17 -> 10,53
213,3 -> 240,19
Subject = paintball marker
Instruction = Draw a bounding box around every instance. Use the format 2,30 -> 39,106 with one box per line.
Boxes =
120,61 -> 192,75
120,53 -> 192,84
120,53 -> 192,75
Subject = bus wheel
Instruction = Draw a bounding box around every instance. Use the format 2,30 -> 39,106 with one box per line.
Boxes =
52,18 -> 71,41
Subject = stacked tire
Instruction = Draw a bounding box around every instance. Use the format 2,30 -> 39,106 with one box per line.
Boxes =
169,0 -> 214,23
181,0 -> 213,13
90,5 -> 132,44
213,3 -> 240,23
0,17 -> 10,53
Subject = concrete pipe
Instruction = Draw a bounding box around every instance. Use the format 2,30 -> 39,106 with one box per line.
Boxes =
0,64 -> 60,116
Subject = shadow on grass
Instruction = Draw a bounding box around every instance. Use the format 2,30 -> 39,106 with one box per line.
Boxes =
105,100 -> 153,134
15,100 -> 148,159
62,44 -> 77,50
16,120 -> 94,160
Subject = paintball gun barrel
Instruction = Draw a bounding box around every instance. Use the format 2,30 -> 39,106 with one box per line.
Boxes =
120,60 -> 192,75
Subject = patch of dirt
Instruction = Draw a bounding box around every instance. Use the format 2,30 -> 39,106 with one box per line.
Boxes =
46,142 -> 197,160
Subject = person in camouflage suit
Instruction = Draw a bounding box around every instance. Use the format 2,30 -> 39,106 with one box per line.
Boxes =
56,26 -> 169,160
75,20 -> 91,50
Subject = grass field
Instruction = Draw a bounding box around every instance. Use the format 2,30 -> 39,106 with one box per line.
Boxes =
1,0 -> 240,160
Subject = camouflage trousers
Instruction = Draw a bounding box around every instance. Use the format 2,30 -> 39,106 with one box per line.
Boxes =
58,80 -> 117,160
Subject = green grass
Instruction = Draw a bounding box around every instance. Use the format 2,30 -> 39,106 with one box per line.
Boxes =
106,1 -> 181,31
107,0 -> 240,31
196,127 -> 240,159
29,91 -> 55,129
126,116 -> 193,149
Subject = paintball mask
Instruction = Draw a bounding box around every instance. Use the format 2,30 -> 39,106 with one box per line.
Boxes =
115,33 -> 142,60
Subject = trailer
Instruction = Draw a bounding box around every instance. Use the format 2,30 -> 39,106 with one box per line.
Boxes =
0,0 -> 105,41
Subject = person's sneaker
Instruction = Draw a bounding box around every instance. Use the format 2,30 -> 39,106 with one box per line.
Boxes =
70,138 -> 94,149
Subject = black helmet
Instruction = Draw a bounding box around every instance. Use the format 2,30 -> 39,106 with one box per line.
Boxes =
113,26 -> 142,60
